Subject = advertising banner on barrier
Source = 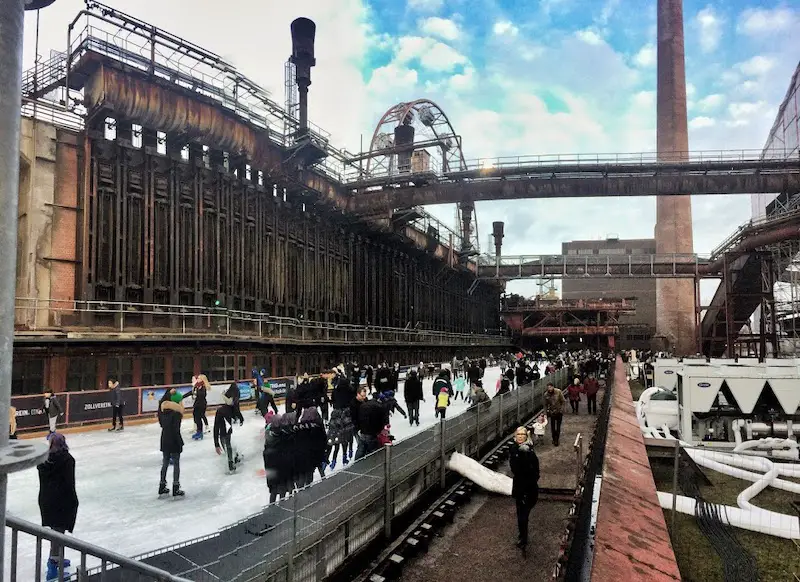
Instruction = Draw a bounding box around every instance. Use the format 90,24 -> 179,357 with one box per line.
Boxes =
67,390 -> 117,423
141,381 -> 255,414
11,393 -> 63,431
262,376 -> 295,398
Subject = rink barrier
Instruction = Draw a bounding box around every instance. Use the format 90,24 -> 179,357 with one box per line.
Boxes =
83,366 -> 570,581
5,513 -> 192,582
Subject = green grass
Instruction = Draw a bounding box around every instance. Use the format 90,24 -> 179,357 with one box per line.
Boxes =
652,459 -> 800,581
629,379 -> 646,402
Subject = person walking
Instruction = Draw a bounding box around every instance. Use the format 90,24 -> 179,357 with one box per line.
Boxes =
158,390 -> 185,497
544,383 -> 566,446
353,389 -> 386,460
532,413 -> 548,446
567,377 -> 583,414
403,367 -> 424,426
584,374 -> 600,415
107,377 -> 125,432
509,426 -> 539,550
43,390 -> 62,438
38,433 -> 78,581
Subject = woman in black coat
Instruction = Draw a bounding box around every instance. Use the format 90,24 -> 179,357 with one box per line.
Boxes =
158,389 -> 185,497
38,433 -> 78,575
509,426 -> 539,549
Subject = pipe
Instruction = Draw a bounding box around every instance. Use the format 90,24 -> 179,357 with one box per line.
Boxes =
699,225 -> 800,274
0,0 -> 25,569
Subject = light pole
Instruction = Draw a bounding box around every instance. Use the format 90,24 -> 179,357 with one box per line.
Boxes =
0,0 -> 58,576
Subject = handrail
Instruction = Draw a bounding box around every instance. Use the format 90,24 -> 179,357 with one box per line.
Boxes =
14,297 -> 510,343
6,513 -> 192,581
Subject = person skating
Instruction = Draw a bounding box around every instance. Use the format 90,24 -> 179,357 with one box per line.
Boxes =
510,426 -> 539,550
432,370 -> 453,399
545,383 -> 565,446
452,375 -> 467,401
327,366 -> 356,469
435,386 -> 450,419
390,363 -> 400,393
403,368 -> 424,426
354,388 -> 386,460
38,433 -> 78,581
158,390 -> 185,497
263,413 -> 293,504
295,407 -> 328,486
567,377 -> 583,414
374,363 -> 391,395
364,364 -> 374,392
584,374 -> 600,415
496,375 -> 511,397
107,377 -> 125,432
379,390 -> 407,421
188,375 -> 210,440
214,397 -> 242,474
256,380 -> 279,418
43,390 -> 62,439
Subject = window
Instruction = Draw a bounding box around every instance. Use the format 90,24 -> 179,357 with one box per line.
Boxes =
577,249 -> 594,255
107,357 -> 134,388
567,249 -> 578,255
173,355 -> 194,385
11,358 -> 44,395
601,248 -> 626,255
141,356 -> 166,387
253,354 -> 272,379
67,358 -> 97,392
200,354 -> 236,382
238,355 -> 246,380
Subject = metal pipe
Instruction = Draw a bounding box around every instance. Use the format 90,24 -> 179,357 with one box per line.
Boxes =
0,2 -> 26,574
699,225 -> 800,274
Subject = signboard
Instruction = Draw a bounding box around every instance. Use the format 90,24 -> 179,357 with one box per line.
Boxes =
263,376 -> 296,398
11,394 -> 59,431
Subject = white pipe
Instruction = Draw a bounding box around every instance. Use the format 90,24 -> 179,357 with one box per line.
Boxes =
657,491 -> 800,539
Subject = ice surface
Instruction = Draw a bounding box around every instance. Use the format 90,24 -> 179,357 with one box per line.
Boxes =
6,367 -> 507,578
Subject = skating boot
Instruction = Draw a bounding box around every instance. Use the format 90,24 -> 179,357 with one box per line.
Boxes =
228,460 -> 236,474
108,426 -> 117,432
191,432 -> 202,440
116,425 -> 124,432
158,482 -> 169,496
329,459 -> 336,470
45,558 -> 58,582
172,483 -> 185,497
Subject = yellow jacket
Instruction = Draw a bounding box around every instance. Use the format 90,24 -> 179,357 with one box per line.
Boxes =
436,391 -> 450,408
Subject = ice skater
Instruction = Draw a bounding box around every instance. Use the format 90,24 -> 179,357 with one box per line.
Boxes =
43,390 -> 62,439
37,433 -> 78,581
188,375 -> 210,440
158,389 -> 185,497
327,366 -> 355,469
213,396 -> 242,474
107,377 -> 125,432
435,386 -> 450,419
452,375 -> 467,401
403,367 -> 424,426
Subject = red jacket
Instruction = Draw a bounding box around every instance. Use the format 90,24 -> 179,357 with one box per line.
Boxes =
584,378 -> 600,397
567,383 -> 583,401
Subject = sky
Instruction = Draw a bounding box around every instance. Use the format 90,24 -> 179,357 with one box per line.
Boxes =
22,0 -> 800,301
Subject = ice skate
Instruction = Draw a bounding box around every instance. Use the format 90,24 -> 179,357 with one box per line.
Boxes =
158,482 -> 169,496
116,426 -> 124,432
172,484 -> 185,497
329,459 -> 336,470
107,426 -> 116,432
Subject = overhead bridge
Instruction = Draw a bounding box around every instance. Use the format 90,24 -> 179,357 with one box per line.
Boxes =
344,151 -> 800,213
476,253 -> 715,280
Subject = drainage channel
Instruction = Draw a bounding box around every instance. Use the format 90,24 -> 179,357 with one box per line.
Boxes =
353,409 -> 575,582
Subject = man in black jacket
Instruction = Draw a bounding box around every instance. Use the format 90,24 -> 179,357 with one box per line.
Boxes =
158,391 -> 185,497
403,368 -> 424,426
214,403 -> 241,473
353,388 -> 386,460
374,363 -> 392,395
509,426 -> 539,549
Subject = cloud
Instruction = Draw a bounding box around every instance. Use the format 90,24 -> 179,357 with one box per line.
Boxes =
394,36 -> 468,72
689,116 -> 715,129
419,17 -> 460,41
575,29 -> 604,46
738,6 -> 798,36
696,5 -> 723,52
736,55 -> 776,77
493,20 -> 519,37
696,94 -> 724,111
407,0 -> 443,12
633,44 -> 656,68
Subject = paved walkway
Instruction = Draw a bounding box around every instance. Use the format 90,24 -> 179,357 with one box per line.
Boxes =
403,394 -> 604,582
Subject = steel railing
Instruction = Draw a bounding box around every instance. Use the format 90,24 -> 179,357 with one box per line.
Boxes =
6,513 -> 191,582
13,298 -> 510,346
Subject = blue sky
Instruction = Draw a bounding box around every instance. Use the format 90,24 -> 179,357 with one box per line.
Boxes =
25,0 -> 800,300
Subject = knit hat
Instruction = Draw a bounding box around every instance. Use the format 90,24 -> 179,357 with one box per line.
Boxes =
170,391 -> 183,404
264,410 -> 275,425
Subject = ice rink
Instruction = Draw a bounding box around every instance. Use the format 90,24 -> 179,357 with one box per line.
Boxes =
6,367 -> 507,579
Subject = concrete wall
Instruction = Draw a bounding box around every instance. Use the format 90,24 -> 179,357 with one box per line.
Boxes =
561,238 -> 657,350
15,117 -> 79,329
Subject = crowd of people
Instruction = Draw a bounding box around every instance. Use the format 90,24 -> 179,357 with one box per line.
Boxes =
30,348 -> 614,577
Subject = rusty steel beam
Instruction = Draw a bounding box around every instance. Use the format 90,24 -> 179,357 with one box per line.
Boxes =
521,326 -> 619,336
477,257 -> 707,279
347,171 -> 800,213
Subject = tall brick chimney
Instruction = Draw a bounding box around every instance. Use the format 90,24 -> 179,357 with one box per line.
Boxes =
655,0 -> 696,355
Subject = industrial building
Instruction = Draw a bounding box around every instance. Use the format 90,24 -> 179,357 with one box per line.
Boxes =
561,237 -> 657,350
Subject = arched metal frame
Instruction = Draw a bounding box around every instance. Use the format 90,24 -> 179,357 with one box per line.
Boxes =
365,99 -> 479,254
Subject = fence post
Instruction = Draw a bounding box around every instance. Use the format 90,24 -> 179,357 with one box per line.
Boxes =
516,386 -> 521,423
288,494 -> 298,581
440,417 -> 447,489
671,439 -> 680,536
475,400 -> 480,454
573,433 -> 583,488
498,393 -> 504,433
384,444 -> 392,539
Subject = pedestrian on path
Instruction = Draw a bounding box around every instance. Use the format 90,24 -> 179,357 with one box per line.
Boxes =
544,383 -> 565,446
584,374 -> 600,415
567,377 -> 583,414
510,426 -> 539,550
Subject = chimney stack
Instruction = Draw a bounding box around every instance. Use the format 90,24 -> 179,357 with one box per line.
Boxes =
290,17 -> 316,134
492,221 -> 505,257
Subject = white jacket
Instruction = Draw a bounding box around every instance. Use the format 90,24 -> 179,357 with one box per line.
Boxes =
533,418 -> 548,436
